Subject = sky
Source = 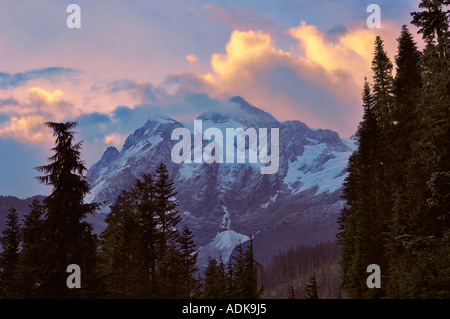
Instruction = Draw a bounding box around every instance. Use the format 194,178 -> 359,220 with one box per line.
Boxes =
0,0 -> 424,198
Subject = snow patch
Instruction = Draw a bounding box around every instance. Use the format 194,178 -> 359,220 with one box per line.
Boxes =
261,191 -> 279,209
208,230 -> 250,262
341,137 -> 358,151
85,180 -> 105,203
283,142 -> 353,195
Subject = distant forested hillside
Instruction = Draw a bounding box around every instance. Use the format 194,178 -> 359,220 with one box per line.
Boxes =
259,241 -> 341,299
0,195 -> 46,230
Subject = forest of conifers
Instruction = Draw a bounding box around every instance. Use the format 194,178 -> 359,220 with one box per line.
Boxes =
337,1 -> 450,298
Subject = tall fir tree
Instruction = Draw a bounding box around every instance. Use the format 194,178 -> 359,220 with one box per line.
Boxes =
154,163 -> 182,298
178,225 -> 201,298
391,0 -> 450,298
241,237 -> 262,299
387,25 -> 425,298
411,0 -> 449,58
18,199 -> 45,298
133,173 -> 159,298
369,36 -> 396,298
203,256 -> 229,299
35,122 -> 99,298
0,207 -> 21,298
371,36 -> 395,127
338,78 -> 381,298
99,190 -> 142,298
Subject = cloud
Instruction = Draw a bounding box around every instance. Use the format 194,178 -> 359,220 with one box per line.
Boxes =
0,114 -> 49,142
0,97 -> 19,106
186,54 -> 199,72
26,87 -> 79,121
76,112 -> 112,126
103,133 -> 127,146
186,54 -> 198,64
70,89 -> 238,151
106,79 -> 139,93
194,27 -> 361,135
0,87 -> 83,144
0,67 -> 78,89
186,19 -> 411,137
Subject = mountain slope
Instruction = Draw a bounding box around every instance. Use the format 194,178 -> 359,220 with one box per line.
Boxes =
0,195 -> 106,236
86,97 -> 356,265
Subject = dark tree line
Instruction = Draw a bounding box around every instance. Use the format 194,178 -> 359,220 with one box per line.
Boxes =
0,121 -> 261,299
259,241 -> 340,299
338,1 -> 450,298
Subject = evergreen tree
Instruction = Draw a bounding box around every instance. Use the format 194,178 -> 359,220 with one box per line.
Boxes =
390,24 -> 423,208
155,163 -> 181,255
133,173 -> 159,298
35,122 -> 99,298
228,239 -> 262,299
18,200 -> 45,298
99,190 -> 141,298
203,257 -> 228,299
387,25 -> 425,298
0,207 -> 21,298
371,36 -> 394,126
368,35 -> 395,298
242,238 -> 263,299
178,225 -> 201,298
99,164 -> 197,299
154,163 -> 182,298
230,243 -> 246,298
411,0 -> 449,58
339,1 -> 450,298
304,273 -> 319,299
389,0 -> 450,298
338,78 -> 381,298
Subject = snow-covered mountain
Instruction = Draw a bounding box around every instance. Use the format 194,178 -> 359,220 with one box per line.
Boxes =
86,96 -> 356,265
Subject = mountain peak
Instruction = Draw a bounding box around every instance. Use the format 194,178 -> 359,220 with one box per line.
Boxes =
100,146 -> 119,164
229,96 -> 248,106
197,96 -> 279,128
144,114 -> 176,126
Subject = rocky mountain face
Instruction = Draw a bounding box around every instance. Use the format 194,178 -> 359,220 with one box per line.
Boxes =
86,96 -> 356,265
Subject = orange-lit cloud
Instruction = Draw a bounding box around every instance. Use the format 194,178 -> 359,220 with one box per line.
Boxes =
0,114 -> 50,142
290,21 -> 400,77
204,30 -> 289,84
103,133 -> 126,147
196,21 -> 403,137
28,87 -> 64,103
0,87 -> 83,144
